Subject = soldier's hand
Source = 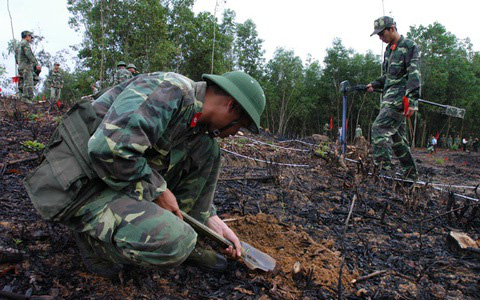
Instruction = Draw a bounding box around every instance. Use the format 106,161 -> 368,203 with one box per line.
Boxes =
366,84 -> 374,92
154,188 -> 182,219
207,215 -> 242,259
36,65 -> 41,71
404,106 -> 415,118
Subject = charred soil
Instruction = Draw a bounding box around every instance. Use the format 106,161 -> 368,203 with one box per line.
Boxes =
1,98 -> 479,299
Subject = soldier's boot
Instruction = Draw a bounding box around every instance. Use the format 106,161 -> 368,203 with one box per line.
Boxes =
73,232 -> 123,279
185,245 -> 227,271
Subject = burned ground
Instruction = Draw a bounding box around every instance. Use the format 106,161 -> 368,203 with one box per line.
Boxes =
1,98 -> 479,299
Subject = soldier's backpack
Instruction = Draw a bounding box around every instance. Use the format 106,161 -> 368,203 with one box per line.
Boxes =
24,99 -> 105,222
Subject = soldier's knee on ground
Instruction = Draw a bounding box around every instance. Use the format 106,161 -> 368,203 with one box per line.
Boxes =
114,222 -> 197,268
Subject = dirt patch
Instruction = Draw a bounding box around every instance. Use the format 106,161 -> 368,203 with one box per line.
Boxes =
228,213 -> 355,297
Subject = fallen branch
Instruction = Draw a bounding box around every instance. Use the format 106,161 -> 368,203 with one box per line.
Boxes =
2,155 -> 39,167
219,175 -> 274,182
351,270 -> 388,284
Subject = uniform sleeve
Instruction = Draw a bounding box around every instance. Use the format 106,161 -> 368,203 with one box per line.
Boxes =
370,75 -> 385,89
174,141 -> 221,224
46,70 -> 52,86
88,80 -> 184,202
405,44 -> 421,110
24,44 -> 38,66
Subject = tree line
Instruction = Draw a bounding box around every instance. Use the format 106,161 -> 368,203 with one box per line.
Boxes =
3,0 -> 479,144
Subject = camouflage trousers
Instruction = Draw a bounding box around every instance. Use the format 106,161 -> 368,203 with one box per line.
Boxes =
64,188 -> 199,268
49,87 -> 62,105
18,68 -> 34,101
371,108 -> 417,179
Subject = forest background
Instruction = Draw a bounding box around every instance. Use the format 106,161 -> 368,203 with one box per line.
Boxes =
1,0 -> 479,147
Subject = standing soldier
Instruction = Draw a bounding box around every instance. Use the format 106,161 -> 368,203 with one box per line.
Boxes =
447,135 -> 453,150
47,63 -> 64,110
113,61 -> 132,85
355,125 -> 363,138
454,134 -> 461,150
367,16 -> 421,181
127,63 -> 138,76
440,134 -> 446,149
17,31 -> 41,104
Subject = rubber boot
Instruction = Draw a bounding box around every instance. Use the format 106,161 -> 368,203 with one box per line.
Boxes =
185,245 -> 227,271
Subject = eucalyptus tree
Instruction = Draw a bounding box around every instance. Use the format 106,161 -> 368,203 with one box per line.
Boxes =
264,48 -> 304,136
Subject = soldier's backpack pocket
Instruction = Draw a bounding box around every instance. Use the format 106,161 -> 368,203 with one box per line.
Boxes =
24,138 -> 89,221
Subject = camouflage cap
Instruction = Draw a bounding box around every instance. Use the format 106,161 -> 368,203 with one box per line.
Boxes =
116,61 -> 127,67
21,31 -> 34,39
127,63 -> 137,70
370,16 -> 396,36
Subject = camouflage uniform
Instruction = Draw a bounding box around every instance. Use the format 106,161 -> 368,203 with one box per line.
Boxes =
447,136 -> 453,149
369,35 -> 421,179
47,68 -> 64,105
454,136 -> 461,149
113,68 -> 133,85
439,135 -> 446,148
64,72 -> 220,268
17,39 -> 38,101
355,126 -> 363,138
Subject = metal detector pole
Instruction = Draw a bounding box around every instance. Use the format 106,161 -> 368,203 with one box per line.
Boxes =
340,80 -> 350,154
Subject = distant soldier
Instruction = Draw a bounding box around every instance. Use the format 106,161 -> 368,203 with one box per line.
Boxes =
113,61 -> 132,85
127,63 -> 139,76
473,138 -> 479,153
447,135 -> 453,149
454,134 -> 461,150
16,31 -> 41,103
367,16 -> 420,180
440,134 -> 446,149
355,125 -> 363,138
323,122 -> 329,136
462,137 -> 468,152
47,63 -> 64,109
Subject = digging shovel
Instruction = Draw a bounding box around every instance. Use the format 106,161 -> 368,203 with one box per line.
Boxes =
181,211 -> 277,272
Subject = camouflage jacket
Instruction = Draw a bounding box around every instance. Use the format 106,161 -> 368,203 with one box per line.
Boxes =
370,35 -> 421,111
113,68 -> 133,85
90,72 -> 219,223
16,39 -> 38,71
47,70 -> 64,88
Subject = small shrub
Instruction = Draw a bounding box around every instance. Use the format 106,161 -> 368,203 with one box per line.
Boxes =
21,140 -> 45,152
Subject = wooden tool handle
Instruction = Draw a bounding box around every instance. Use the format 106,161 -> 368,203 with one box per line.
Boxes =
181,211 -> 234,248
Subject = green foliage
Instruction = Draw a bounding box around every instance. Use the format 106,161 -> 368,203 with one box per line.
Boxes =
21,140 -> 45,152
435,158 -> 445,164
27,113 -> 44,122
53,116 -> 64,124
31,2 -> 479,139
315,143 -> 330,157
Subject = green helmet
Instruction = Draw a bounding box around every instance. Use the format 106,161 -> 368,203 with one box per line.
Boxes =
116,61 -> 126,67
127,63 -> 137,70
202,71 -> 265,134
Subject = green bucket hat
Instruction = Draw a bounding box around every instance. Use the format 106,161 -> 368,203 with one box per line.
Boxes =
116,61 -> 126,67
127,63 -> 137,70
202,71 -> 266,134
370,16 -> 396,36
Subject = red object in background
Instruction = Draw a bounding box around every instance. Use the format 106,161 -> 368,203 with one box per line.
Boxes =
435,132 -> 440,140
403,96 -> 409,117
0,87 -> 2,92
56,100 -> 62,108
42,94 -> 46,101
329,116 -> 333,130
12,76 -> 20,83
